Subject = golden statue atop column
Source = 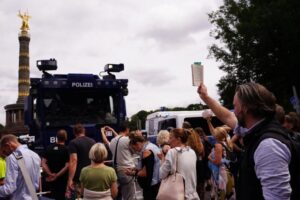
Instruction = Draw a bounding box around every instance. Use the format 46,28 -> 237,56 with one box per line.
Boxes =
2,10 -> 31,136
18,10 -> 31,31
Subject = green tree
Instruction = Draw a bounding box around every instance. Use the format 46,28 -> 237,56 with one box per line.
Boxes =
129,110 -> 151,130
186,103 -> 207,110
209,0 -> 300,109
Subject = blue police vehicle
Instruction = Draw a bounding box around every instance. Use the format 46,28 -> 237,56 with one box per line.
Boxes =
24,59 -> 128,153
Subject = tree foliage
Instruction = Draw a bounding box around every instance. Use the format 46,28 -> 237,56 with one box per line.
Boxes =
209,0 -> 300,110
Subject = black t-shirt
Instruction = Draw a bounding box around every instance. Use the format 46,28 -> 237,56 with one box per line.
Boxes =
43,143 -> 69,179
68,136 -> 96,182
137,150 -> 154,189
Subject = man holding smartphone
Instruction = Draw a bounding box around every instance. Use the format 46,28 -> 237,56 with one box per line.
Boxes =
100,126 -> 119,163
109,121 -> 136,200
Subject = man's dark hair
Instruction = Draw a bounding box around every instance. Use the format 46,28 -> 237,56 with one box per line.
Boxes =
285,112 -> 300,132
73,123 -> 85,136
275,104 -> 285,124
119,120 -> 129,132
0,134 -> 18,147
57,129 -> 67,142
129,133 -> 145,145
182,121 -> 192,129
236,82 -> 276,119
194,127 -> 206,137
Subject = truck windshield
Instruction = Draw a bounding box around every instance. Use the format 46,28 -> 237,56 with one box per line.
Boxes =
40,89 -> 118,126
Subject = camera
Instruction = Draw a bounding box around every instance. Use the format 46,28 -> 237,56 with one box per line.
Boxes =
104,64 -> 124,73
37,58 -> 58,71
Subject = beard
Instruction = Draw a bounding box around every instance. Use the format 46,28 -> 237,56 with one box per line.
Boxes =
236,112 -> 246,128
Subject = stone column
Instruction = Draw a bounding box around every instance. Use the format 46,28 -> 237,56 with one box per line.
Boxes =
17,31 -> 30,104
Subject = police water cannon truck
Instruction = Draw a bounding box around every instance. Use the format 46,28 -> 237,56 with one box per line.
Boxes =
24,59 -> 128,153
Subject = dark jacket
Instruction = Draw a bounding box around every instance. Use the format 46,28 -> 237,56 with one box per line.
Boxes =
237,118 -> 291,200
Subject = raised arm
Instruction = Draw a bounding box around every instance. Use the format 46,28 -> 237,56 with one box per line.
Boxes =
206,117 -> 216,136
106,126 -> 118,137
101,127 -> 110,145
198,83 -> 237,129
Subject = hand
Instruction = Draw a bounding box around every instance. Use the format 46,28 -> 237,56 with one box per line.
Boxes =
208,153 -> 212,161
205,116 -> 212,121
157,152 -> 163,160
162,144 -> 170,155
157,151 -> 165,161
197,83 -> 208,99
124,168 -> 136,176
46,174 -> 57,182
203,109 -> 213,119
67,179 -> 74,190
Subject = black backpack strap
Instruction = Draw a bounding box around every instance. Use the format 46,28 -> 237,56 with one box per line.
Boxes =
254,128 -> 292,152
113,136 -> 123,168
220,142 -> 230,152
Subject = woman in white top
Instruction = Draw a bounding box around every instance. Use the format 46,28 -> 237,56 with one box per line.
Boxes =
159,128 -> 200,200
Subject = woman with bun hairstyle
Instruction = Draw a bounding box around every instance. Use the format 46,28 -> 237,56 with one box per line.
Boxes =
159,128 -> 200,200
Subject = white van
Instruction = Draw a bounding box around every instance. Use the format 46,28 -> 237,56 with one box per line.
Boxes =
145,109 -> 223,144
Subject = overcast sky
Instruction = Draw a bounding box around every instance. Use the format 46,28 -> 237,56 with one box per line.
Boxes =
0,0 -> 225,125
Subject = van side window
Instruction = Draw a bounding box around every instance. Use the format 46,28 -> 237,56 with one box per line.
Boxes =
184,117 -> 223,135
148,119 -> 156,136
158,118 -> 176,131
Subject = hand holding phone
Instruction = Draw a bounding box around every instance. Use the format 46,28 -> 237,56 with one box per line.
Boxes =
105,130 -> 113,136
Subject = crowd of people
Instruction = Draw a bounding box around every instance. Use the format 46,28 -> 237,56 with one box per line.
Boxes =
0,81 -> 299,200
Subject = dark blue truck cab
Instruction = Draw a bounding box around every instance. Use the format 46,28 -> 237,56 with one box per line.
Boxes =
24,59 -> 128,153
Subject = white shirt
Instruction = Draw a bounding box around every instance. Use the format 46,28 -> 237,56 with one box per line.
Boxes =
109,135 -> 135,169
160,147 -> 199,200
0,145 -> 41,199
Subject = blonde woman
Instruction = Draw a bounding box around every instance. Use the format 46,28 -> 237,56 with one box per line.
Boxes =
156,130 -> 171,155
208,126 -> 234,200
79,143 -> 118,200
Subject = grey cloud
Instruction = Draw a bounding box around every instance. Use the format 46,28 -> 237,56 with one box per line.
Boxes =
135,4 -> 212,49
130,68 -> 175,87
0,0 -> 223,125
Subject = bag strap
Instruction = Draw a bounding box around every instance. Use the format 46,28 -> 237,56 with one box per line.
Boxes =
13,150 -> 39,200
220,142 -> 230,151
173,148 -> 180,173
113,136 -> 123,167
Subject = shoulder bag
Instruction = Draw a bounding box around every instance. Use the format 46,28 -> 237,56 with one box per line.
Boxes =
13,150 -> 54,200
156,149 -> 185,200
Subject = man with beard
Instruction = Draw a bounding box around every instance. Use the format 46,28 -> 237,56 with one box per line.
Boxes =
197,82 -> 292,200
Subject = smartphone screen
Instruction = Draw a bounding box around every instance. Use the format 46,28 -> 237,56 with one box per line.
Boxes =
106,130 -> 113,136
